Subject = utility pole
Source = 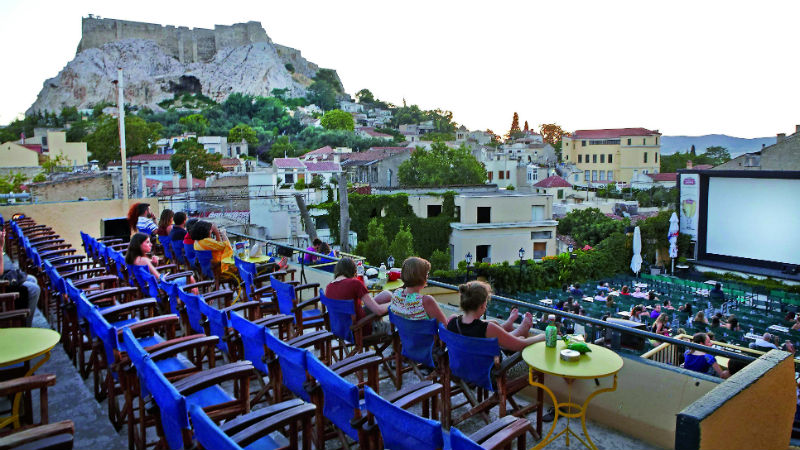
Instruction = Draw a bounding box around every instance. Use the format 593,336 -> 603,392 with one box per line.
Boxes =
337,173 -> 350,252
116,68 -> 129,211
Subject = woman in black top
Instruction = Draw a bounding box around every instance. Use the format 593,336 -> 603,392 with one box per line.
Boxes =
447,281 -> 545,352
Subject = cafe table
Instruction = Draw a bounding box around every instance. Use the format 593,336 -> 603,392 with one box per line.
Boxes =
523,340 -> 624,450
221,255 -> 273,266
0,327 -> 61,429
368,279 -> 403,295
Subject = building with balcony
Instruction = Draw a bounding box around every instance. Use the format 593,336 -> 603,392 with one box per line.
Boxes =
562,128 -> 661,184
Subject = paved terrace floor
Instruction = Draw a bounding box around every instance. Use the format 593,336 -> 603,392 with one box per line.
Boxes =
4,308 -> 661,450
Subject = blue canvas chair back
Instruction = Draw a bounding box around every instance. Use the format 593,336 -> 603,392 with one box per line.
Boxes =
199,301 -> 228,353
30,248 -> 41,268
80,231 -> 90,253
264,329 -> 310,401
129,264 -> 155,296
270,276 -> 296,318
320,292 -> 355,343
183,243 -> 196,267
86,307 -> 119,378
364,386 -> 443,450
306,352 -> 361,440
230,312 -> 269,375
158,278 -> 181,315
234,257 -> 256,300
189,404 -> 242,450
158,235 -> 174,261
170,240 -> 185,266
196,249 -> 215,279
178,287 -> 206,334
450,426 -> 485,450
388,310 -> 438,368
437,323 -> 500,392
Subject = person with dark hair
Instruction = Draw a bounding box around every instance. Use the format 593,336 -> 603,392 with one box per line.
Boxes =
324,257 -> 392,335
446,281 -> 543,352
650,303 -> 662,320
375,257 -> 447,324
192,220 -> 233,272
663,299 -> 673,310
629,305 -> 646,323
183,218 -> 199,247
127,232 -> 197,291
303,238 -> 323,264
709,282 -> 724,301
318,242 -> 336,264
620,285 -> 630,296
570,283 -> 583,297
156,209 -> 174,237
127,202 -> 157,235
594,291 -> 607,302
710,316 -> 721,328
726,315 -> 741,331
679,302 -> 693,314
169,212 -> 188,243
684,332 -> 729,378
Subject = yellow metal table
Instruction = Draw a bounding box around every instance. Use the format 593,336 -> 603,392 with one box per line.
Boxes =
221,255 -> 273,266
0,327 -> 60,429
368,279 -> 403,295
522,340 -> 623,450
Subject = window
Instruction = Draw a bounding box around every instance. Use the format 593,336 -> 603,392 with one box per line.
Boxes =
488,171 -> 493,182
565,154 -> 569,160
643,152 -> 648,163
476,245 -> 491,264
588,139 -> 620,145
627,138 -> 631,145
592,170 -> 597,181
531,231 -> 552,239
427,205 -> 442,217
592,154 -> 597,163
285,173 -> 294,184
608,154 -> 613,164
165,167 -> 171,175
599,171 -> 605,181
477,207 -> 491,224
584,170 -> 590,181
531,205 -> 545,221
585,154 -> 589,162
157,167 -> 164,175
643,138 -> 646,145
607,171 -> 613,181
600,154 -> 605,163
531,170 -> 538,181
655,153 -> 658,163
506,170 -> 510,179
574,174 -> 579,182
578,155 -> 582,163
499,171 -> 505,180
533,242 -> 547,260
557,189 -> 564,199
581,140 -> 586,147
655,137 -> 659,145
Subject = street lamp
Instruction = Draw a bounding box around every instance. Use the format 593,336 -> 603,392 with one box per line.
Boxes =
464,252 -> 473,282
518,247 -> 525,287
387,255 -> 395,269
568,244 -> 576,260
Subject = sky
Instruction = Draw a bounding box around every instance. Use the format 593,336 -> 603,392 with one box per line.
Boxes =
1,0 -> 799,138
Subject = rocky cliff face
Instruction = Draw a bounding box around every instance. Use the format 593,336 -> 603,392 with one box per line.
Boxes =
28,20 -> 338,114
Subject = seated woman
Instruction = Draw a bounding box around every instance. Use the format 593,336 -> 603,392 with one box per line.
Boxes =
127,202 -> 157,236
126,233 -> 198,293
374,256 -> 447,324
679,302 -> 693,314
684,332 -> 729,379
324,257 -> 391,335
447,281 -> 544,352
629,305 -> 646,323
303,238 -> 322,264
191,220 -> 234,273
605,296 -> 616,309
693,310 -> 709,325
317,242 -> 337,264
726,316 -> 741,331
620,285 -> 631,296
651,313 -> 670,336
156,209 -> 174,238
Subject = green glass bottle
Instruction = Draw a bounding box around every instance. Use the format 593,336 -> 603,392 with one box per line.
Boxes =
545,314 -> 558,348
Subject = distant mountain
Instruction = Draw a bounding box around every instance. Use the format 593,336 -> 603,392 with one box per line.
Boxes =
661,134 -> 774,157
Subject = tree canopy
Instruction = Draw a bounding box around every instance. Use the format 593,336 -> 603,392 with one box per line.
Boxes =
556,208 -> 628,247
507,112 -> 521,139
85,114 -> 162,165
398,141 -> 487,187
228,123 -> 258,146
269,135 -> 297,160
170,138 -> 224,179
306,81 -> 338,111
320,109 -> 355,131
179,114 -> 209,134
659,146 -> 732,173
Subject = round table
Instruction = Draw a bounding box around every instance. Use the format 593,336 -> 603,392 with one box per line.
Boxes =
0,327 -> 60,429
367,279 -> 403,295
221,255 -> 273,266
522,340 -> 623,450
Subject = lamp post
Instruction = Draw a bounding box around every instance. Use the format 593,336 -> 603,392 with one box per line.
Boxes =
518,247 -> 525,287
387,255 -> 395,269
568,243 -> 576,260
464,252 -> 473,283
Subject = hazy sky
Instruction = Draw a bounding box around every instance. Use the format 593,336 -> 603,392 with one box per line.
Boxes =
2,0 -> 798,138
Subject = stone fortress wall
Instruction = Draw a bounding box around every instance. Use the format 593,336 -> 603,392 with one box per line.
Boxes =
77,16 -> 304,66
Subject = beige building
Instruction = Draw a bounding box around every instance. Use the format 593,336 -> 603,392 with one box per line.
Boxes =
0,142 -> 40,167
713,126 -> 800,171
407,191 -> 557,268
562,128 -> 661,184
46,131 -> 88,166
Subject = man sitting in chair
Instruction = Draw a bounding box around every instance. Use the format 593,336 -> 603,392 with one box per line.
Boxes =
750,332 -> 779,351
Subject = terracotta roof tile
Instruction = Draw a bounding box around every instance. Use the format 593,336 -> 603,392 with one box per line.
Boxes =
533,175 -> 572,188
304,161 -> 341,172
646,173 -> 677,182
273,158 -> 306,169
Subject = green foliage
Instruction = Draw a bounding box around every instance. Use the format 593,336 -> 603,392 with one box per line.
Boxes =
284,63 -> 295,73
41,153 -> 71,173
355,89 -> 374,104
294,179 -> 306,190
0,172 -> 27,194
170,138 -> 224,179
429,249 -> 450,271
306,81 -> 338,111
179,114 -> 209,134
388,226 -> 415,266
659,146 -> 731,173
86,114 -> 162,165
374,127 -> 406,144
597,185 -> 677,208
320,109 -> 355,131
60,106 -> 80,123
269,136 -> 297,160
308,174 -> 324,189
420,132 -> 455,141
313,69 -> 344,94
389,105 -> 456,133
398,142 -> 487,187
292,127 -> 393,153
702,146 -> 732,165
506,184 -> 515,190
356,218 -> 389,266
65,120 -> 91,142
32,173 -> 46,183
228,123 -> 258,146
557,208 -> 628,247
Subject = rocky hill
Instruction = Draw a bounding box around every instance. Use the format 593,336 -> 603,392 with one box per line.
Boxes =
661,134 -> 775,157
27,18 -> 339,114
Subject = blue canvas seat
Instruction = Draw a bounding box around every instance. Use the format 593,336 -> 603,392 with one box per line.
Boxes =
270,276 -> 324,337
158,235 -> 174,262
388,310 -> 439,387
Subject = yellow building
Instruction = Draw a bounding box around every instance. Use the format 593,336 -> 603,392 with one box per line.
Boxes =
0,142 -> 40,167
562,128 -> 661,183
45,131 -> 88,166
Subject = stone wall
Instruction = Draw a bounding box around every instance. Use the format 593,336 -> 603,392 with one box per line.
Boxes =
28,173 -> 118,202
77,17 -> 272,63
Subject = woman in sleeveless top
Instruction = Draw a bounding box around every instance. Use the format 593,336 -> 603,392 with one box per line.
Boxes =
446,281 -> 544,352
374,257 -> 447,324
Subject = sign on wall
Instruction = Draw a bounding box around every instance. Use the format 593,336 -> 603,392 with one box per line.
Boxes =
679,173 -> 700,240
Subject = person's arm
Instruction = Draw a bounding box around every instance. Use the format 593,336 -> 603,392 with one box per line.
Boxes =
421,295 -> 447,324
362,293 -> 388,316
373,290 -> 392,305
144,259 -> 160,278
711,362 -> 730,379
486,322 -> 544,352
210,224 -> 222,241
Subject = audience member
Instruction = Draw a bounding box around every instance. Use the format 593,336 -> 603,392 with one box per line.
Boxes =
629,305 -> 646,323
710,316 -> 721,328
570,283 -> 583,297
127,202 -> 157,235
709,283 -> 725,301
303,238 -> 322,264
191,220 -> 234,272
594,291 -> 607,302
750,332 -> 779,350
126,232 -> 198,292
0,230 -> 40,326
650,304 -> 662,320
652,313 -> 671,336
620,285 -> 630,296
684,332 -> 729,378
169,212 -> 188,243
679,302 -> 693,314
375,257 -> 447,324
324,257 -> 392,336
694,310 -> 709,325
726,316 -> 741,331
156,209 -> 173,237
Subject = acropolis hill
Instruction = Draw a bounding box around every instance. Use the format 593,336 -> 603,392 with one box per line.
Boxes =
27,16 -> 339,114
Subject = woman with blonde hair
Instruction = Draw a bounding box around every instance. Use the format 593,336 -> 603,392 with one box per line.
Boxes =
375,256 -> 447,324
651,313 -> 671,336
693,310 -> 709,325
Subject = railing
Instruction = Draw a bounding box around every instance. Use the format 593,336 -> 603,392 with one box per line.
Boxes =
225,230 -> 758,366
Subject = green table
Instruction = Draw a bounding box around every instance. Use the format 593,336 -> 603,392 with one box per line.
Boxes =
0,327 -> 60,429
523,340 -> 623,450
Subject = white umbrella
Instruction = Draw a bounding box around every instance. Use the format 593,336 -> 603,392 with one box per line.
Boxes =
668,212 -> 679,273
631,226 -> 643,275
